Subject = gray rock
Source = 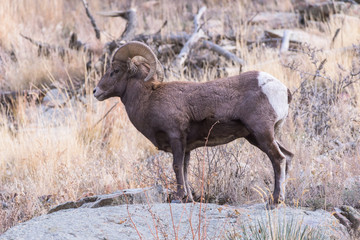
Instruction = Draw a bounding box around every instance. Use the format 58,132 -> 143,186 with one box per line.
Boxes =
1,202 -> 349,240
48,185 -> 168,213
42,88 -> 68,108
1,201 -> 9,209
334,205 -> 360,237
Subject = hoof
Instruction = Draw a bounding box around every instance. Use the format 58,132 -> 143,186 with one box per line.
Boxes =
266,200 -> 285,210
266,202 -> 276,210
170,195 -> 194,204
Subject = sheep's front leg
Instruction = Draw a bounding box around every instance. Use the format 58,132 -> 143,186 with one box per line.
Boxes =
170,138 -> 186,203
184,151 -> 193,202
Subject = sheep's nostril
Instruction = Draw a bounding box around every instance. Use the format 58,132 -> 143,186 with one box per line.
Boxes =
93,88 -> 96,94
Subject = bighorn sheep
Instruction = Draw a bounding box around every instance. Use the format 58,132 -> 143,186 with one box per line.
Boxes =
93,41 -> 293,205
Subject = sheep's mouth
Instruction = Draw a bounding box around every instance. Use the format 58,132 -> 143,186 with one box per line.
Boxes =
94,93 -> 106,101
93,87 -> 106,101
95,95 -> 105,101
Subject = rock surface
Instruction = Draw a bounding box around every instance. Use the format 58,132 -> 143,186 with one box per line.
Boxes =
334,205 -> 360,237
42,88 -> 68,108
1,187 -> 350,240
0,203 -> 349,240
48,185 -> 168,213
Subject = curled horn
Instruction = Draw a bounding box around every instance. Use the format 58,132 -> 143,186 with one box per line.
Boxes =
111,41 -> 164,82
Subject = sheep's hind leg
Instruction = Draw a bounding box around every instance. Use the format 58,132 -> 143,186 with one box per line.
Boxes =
276,141 -> 293,176
170,138 -> 187,203
245,133 -> 287,207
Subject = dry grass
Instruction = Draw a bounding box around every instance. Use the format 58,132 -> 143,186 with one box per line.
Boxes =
0,0 -> 360,234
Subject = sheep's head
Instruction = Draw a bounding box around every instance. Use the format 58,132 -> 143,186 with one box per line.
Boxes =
93,41 -> 164,101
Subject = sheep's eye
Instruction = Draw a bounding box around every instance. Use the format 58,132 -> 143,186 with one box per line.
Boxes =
110,69 -> 119,77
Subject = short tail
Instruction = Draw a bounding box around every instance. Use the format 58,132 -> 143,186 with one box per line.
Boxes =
287,89 -> 292,104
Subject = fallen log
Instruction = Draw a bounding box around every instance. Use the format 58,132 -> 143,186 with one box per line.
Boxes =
249,12 -> 300,28
172,6 -> 207,70
98,9 -> 137,42
133,32 -> 190,44
135,32 -> 245,67
263,29 -> 329,49
0,90 -> 45,106
279,30 -> 291,53
297,1 -> 349,22
20,34 -> 66,58
200,40 -> 245,66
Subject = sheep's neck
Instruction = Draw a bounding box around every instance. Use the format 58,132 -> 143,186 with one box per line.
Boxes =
121,79 -> 150,129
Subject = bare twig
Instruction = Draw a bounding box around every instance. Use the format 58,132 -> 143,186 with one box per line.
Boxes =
246,11 -> 259,25
92,102 -> 119,128
124,194 -> 143,239
331,28 -> 341,48
154,20 -> 168,35
81,0 -> 101,40
313,58 -> 327,81
198,120 -> 219,240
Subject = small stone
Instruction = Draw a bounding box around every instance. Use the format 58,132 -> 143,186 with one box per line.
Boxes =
42,89 -> 68,108
1,201 -> 9,209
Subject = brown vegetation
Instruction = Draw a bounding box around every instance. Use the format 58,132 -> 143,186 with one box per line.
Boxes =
0,0 -> 359,234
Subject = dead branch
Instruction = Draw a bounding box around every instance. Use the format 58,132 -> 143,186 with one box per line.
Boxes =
154,20 -> 168,35
0,90 -> 44,106
201,40 -> 245,66
280,30 -> 291,53
134,31 -> 245,68
133,32 -> 190,44
98,9 -> 137,41
81,0 -> 101,40
69,32 -> 87,50
20,34 -> 66,57
120,9 -> 137,41
173,6 -> 207,70
194,6 -> 206,32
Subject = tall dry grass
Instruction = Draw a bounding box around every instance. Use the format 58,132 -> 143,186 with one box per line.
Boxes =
0,0 -> 360,234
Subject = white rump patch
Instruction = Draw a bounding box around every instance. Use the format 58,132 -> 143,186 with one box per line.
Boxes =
258,72 -> 289,122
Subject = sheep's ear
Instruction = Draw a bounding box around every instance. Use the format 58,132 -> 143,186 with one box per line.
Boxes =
111,60 -> 125,71
127,58 -> 138,77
